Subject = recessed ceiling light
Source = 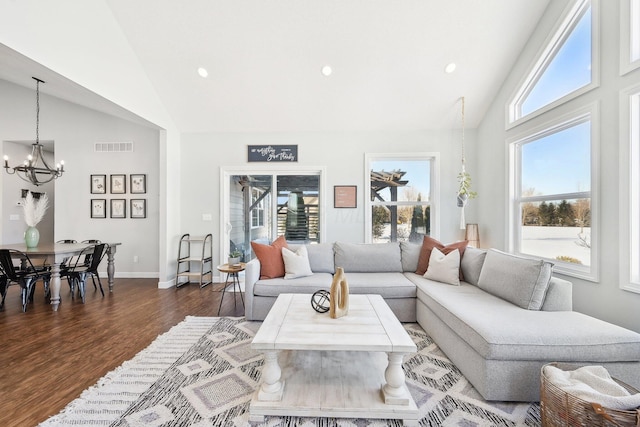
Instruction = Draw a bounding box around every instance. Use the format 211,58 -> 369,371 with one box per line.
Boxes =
321,65 -> 332,77
197,67 -> 209,78
445,63 -> 457,74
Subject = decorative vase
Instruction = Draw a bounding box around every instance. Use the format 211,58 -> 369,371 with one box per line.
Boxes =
228,257 -> 240,266
24,226 -> 40,248
330,267 -> 349,319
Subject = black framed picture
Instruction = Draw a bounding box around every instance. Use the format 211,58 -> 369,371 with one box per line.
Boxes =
334,185 -> 357,208
110,174 -> 126,194
90,199 -> 106,218
130,199 -> 146,218
91,175 -> 106,194
110,199 -> 126,218
130,174 -> 147,194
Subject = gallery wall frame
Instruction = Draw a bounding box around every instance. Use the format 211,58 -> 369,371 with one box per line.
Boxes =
91,199 -> 106,218
110,199 -> 126,218
334,185 -> 357,208
130,199 -> 147,218
130,174 -> 147,194
110,174 -> 126,194
91,175 -> 106,194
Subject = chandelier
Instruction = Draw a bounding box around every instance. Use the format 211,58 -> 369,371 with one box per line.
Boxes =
3,77 -> 65,186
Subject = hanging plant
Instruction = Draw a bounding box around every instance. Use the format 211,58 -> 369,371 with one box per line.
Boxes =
457,170 -> 477,207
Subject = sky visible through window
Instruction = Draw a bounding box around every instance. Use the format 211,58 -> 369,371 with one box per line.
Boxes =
521,121 -> 590,197
371,160 -> 431,202
521,6 -> 591,116
520,3 -> 591,199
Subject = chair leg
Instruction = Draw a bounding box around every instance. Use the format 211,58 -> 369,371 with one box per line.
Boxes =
0,277 -> 7,309
78,273 -> 87,303
94,273 -> 104,297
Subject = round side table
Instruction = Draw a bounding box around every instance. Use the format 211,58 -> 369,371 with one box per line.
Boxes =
217,262 -> 245,315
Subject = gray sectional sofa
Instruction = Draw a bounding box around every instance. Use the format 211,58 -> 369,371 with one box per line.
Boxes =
244,241 -> 640,401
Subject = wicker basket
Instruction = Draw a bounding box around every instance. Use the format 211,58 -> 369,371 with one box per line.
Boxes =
541,363 -> 640,427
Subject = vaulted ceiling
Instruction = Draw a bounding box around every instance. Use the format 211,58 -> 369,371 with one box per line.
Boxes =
1,0 -> 551,133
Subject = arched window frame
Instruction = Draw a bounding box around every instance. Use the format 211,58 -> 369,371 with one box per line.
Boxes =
506,0 -> 600,129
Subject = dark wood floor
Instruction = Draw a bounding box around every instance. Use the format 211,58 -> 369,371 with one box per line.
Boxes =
0,278 -> 245,427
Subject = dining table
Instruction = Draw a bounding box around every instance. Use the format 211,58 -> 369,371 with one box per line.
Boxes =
0,242 -> 121,311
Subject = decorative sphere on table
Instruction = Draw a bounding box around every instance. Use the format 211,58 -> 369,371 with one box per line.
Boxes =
311,290 -> 330,313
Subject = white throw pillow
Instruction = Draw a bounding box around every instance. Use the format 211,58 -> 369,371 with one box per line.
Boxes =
423,247 -> 461,286
282,245 -> 313,279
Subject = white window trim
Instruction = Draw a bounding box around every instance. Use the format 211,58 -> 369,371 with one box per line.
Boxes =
506,0 -> 600,129
507,103 -> 600,282
250,187 -> 265,229
619,84 -> 640,294
621,0 -> 640,76
364,152 -> 440,244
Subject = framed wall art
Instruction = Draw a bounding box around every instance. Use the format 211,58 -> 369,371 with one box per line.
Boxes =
91,175 -> 106,194
334,185 -> 357,208
130,199 -> 147,218
110,199 -> 126,218
110,174 -> 126,194
130,174 -> 147,194
91,199 -> 106,218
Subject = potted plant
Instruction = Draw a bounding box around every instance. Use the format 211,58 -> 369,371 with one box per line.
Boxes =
228,249 -> 242,266
457,170 -> 477,207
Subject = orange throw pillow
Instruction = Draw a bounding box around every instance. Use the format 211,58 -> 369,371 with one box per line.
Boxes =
251,236 -> 288,279
415,236 -> 468,279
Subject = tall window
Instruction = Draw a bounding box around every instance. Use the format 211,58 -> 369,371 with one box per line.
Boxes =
365,154 -> 439,243
509,109 -> 597,279
509,0 -> 596,125
620,86 -> 640,293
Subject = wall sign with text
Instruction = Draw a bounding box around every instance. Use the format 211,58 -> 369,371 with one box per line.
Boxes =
248,145 -> 298,162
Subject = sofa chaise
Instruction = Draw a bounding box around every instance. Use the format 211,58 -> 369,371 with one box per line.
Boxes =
244,240 -> 640,401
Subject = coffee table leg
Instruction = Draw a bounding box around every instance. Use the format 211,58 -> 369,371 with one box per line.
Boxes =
257,350 -> 285,401
382,352 -> 411,405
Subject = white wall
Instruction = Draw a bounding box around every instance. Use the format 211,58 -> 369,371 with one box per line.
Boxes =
0,80 -> 160,276
476,0 -> 640,332
0,0 -> 182,285
180,128 -> 478,266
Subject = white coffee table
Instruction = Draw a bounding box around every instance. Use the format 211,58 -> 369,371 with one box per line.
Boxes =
249,293 -> 418,425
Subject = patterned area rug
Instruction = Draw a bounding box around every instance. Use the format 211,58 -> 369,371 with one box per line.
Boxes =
40,317 -> 541,426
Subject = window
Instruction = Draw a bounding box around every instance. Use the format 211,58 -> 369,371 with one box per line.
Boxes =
509,107 -> 598,280
621,0 -> 640,75
365,153 -> 439,243
251,187 -> 265,228
508,0 -> 597,125
620,85 -> 640,293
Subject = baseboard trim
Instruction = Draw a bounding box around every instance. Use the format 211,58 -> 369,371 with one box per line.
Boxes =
157,279 -> 175,289
112,272 -> 159,279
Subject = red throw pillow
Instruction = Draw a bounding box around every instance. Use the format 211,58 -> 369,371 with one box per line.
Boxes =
250,236 -> 288,279
415,236 -> 468,279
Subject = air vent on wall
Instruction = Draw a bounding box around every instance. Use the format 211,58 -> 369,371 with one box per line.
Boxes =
94,142 -> 134,153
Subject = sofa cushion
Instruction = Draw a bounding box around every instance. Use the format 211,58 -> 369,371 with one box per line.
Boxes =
400,241 -> 422,272
253,273 -> 334,296
251,236 -> 288,279
424,247 -> 460,286
282,246 -> 313,279
477,249 -> 553,310
305,243 -> 335,273
341,272 -> 416,298
413,275 -> 640,361
334,242 -> 402,272
415,236 -> 468,278
460,247 -> 487,286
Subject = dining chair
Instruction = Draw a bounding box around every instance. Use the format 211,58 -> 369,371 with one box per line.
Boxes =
0,249 -> 51,312
65,243 -> 108,303
0,271 -> 7,310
